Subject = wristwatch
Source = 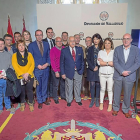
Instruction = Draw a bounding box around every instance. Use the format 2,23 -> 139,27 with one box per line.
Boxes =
106,62 -> 108,66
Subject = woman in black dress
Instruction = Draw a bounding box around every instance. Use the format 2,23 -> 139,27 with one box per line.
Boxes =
87,33 -> 103,108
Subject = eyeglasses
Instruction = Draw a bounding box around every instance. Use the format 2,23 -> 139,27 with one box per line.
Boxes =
5,39 -> 12,41
56,41 -> 62,43
36,35 -> 43,36
123,38 -> 131,41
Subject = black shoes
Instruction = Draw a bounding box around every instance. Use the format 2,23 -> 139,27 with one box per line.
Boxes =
77,102 -> 82,106
54,100 -> 59,104
38,103 -> 43,109
67,103 -> 71,107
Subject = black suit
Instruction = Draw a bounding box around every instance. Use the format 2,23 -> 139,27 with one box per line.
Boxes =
42,37 -> 55,98
42,38 -> 55,49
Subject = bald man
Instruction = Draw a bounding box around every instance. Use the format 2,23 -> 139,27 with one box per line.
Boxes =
112,33 -> 140,118
60,36 -> 84,106
50,37 -> 66,104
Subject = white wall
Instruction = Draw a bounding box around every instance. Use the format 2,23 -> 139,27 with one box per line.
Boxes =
0,0 -> 140,41
0,0 -> 38,41
119,0 -> 140,34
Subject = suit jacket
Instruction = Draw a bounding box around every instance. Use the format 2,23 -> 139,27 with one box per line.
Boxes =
113,45 -> 140,82
60,46 -> 84,80
4,45 -> 17,53
28,41 -> 50,72
86,45 -> 100,82
42,38 -> 55,49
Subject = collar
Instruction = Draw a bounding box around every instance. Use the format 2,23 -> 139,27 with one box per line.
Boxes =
47,38 -> 52,42
55,46 -> 62,50
123,45 -> 131,50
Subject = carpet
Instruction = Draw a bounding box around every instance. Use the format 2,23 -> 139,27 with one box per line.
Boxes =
0,98 -> 140,140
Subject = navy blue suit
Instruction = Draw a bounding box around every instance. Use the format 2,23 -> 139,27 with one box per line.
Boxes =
28,41 -> 50,103
60,46 -> 84,80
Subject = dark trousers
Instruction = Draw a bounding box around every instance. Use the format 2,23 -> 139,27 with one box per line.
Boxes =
84,77 -> 90,96
20,78 -> 34,104
47,68 -> 53,98
90,81 -> 100,99
51,70 -> 65,101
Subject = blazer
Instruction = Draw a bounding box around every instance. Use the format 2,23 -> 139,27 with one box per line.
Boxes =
113,45 -> 140,82
42,38 -> 55,49
86,45 -> 100,82
28,41 -> 50,72
4,45 -> 17,53
60,46 -> 84,80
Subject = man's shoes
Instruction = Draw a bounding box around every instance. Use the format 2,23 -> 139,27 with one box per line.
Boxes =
89,99 -> 94,108
38,103 -> 43,109
67,103 -> 71,107
54,100 -> 59,104
77,102 -> 82,106
95,98 -> 99,107
124,113 -> 131,118
47,98 -> 51,103
43,100 -> 50,105
61,98 -> 66,101
112,110 -> 118,116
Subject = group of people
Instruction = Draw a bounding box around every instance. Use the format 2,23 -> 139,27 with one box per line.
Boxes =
0,27 -> 140,118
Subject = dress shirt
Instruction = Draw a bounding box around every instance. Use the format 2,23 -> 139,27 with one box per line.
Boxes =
123,45 -> 131,63
97,49 -> 114,74
47,38 -> 54,49
69,46 -> 76,55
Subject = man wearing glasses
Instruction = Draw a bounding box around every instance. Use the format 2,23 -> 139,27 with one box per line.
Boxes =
3,34 -> 17,55
28,29 -> 50,109
50,37 -> 66,104
112,33 -> 140,118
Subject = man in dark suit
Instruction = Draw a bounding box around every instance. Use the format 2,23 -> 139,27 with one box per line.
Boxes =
112,33 -> 140,118
28,29 -> 50,109
43,27 -> 55,49
60,36 -> 84,107
43,27 -> 55,101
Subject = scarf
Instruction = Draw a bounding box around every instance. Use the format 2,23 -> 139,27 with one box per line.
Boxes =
17,49 -> 28,66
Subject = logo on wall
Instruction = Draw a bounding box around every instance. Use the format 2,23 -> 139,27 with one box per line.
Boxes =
79,32 -> 84,40
99,11 -> 109,21
108,32 -> 114,38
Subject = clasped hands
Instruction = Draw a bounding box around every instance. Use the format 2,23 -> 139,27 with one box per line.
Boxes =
38,63 -> 49,70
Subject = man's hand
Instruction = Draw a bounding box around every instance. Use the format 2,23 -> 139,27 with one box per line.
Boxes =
38,65 -> 43,70
122,71 -> 131,76
3,77 -> 7,79
42,63 -> 49,69
55,72 -> 60,78
62,74 -> 66,79
93,66 -> 98,71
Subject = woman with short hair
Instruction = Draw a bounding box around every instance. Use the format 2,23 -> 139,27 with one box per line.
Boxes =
12,40 -> 35,112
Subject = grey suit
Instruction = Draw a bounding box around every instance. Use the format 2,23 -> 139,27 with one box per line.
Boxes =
113,45 -> 140,113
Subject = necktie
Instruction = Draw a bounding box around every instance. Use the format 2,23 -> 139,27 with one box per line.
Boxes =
39,42 -> 43,56
72,48 -> 76,61
50,40 -> 53,49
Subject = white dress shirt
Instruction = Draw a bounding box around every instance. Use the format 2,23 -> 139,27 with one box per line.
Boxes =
47,38 -> 54,50
69,46 -> 76,55
123,45 -> 131,63
97,49 -> 114,74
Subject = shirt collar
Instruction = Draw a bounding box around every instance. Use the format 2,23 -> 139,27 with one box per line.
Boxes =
123,45 -> 131,50
55,46 -> 62,50
47,38 -> 52,42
